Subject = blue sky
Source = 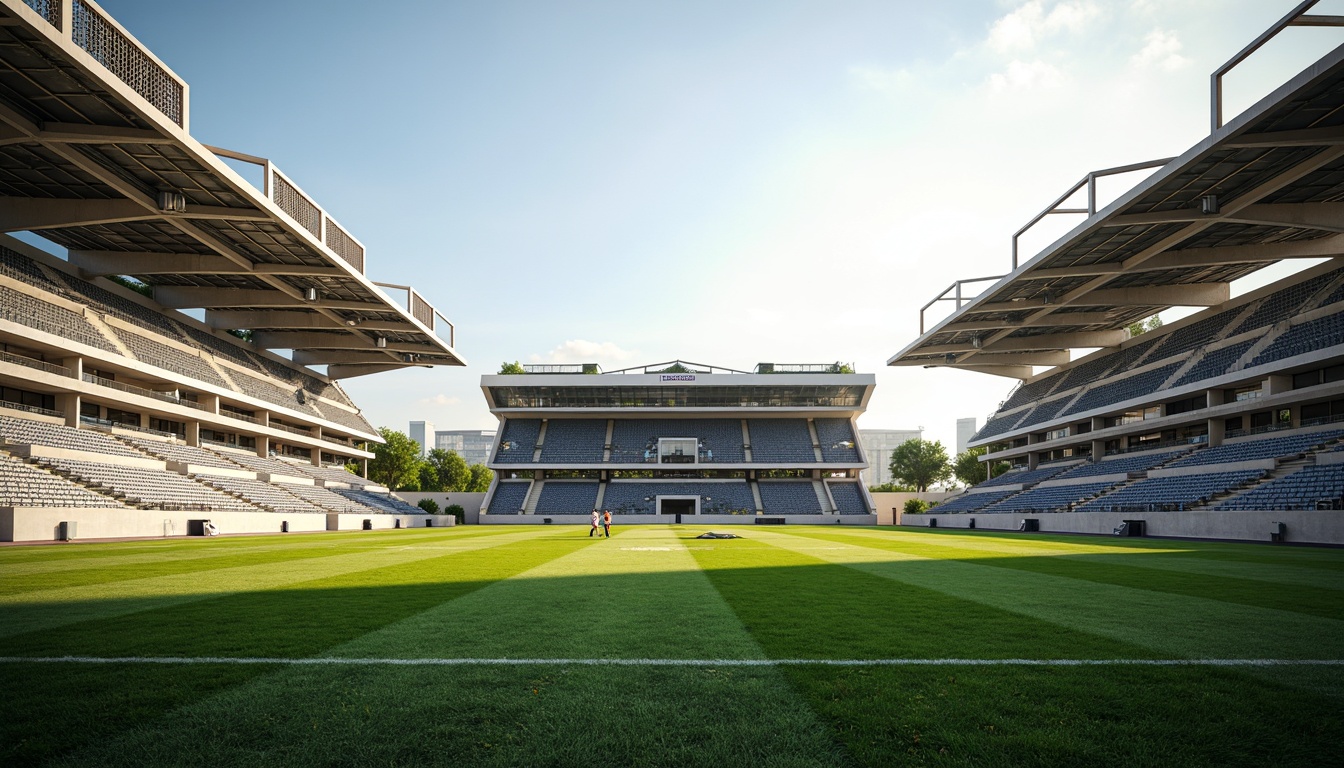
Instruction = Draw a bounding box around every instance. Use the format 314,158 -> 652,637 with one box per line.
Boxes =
75,1 -> 1344,451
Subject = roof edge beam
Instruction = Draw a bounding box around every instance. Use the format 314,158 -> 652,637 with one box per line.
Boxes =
1225,126 -> 1344,148
68,250 -> 347,277
0,198 -> 157,231
155,286 -> 384,311
1108,202 -> 1344,231
1079,283 -> 1230,307
251,331 -> 441,352
945,312 -> 1118,330
204,309 -> 410,332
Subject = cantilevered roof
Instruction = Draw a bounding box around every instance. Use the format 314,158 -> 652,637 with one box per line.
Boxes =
890,8 -> 1344,380
0,0 -> 463,378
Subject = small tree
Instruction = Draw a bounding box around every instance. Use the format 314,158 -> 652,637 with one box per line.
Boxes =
1127,314 -> 1163,337
369,428 -> 423,490
889,438 -> 952,493
904,498 -> 929,515
953,447 -> 1011,488
868,482 -> 916,493
418,463 -> 442,493
417,498 -> 440,514
427,448 -> 470,492
499,361 -> 525,374
466,463 -> 493,492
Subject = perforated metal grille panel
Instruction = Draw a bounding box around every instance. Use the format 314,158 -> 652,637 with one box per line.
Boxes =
324,221 -> 364,273
271,171 -> 321,238
71,1 -> 183,126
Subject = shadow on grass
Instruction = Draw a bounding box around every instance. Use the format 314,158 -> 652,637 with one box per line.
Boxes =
2,533 -> 1343,766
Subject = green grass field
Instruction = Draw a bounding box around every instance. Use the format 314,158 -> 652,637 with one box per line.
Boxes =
1,525 -> 1341,767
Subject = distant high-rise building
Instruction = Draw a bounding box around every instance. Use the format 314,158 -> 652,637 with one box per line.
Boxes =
858,428 -> 923,487
956,417 -> 978,455
434,429 -> 497,466
409,421 -> 434,457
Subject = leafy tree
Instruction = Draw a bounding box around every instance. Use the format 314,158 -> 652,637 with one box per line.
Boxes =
427,448 -> 470,492
827,362 -> 855,373
1126,315 -> 1163,337
418,463 -> 443,493
226,329 -> 254,342
903,498 -> 929,515
658,362 -> 692,373
466,463 -> 493,492
888,438 -> 952,493
868,482 -> 916,493
499,361 -> 526,374
953,447 -> 1011,487
417,498 -> 440,514
108,275 -> 153,297
369,428 -> 423,490
445,504 -> 466,524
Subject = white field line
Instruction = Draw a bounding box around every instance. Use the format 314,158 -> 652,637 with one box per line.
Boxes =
1,656 -> 1341,667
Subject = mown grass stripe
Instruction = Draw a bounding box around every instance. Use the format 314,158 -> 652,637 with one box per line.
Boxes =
4,655 -> 1341,666
0,528 -> 556,640
761,529 -> 1344,659
786,530 -> 1344,620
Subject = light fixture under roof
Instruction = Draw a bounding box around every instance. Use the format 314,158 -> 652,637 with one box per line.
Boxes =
375,336 -> 387,348
304,287 -> 318,302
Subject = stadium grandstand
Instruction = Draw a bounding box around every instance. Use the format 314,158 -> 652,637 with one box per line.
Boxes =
478,361 -> 877,524
889,1 -> 1344,543
0,0 -> 462,541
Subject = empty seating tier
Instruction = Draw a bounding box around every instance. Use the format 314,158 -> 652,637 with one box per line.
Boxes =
495,420 -> 541,463
115,329 -> 228,388
0,452 -> 123,508
0,415 -> 146,458
999,373 -> 1063,412
38,458 -> 262,512
208,449 -> 318,478
539,420 -> 607,463
929,490 -> 1018,513
118,435 -> 243,470
609,418 -> 746,463
1231,271 -> 1341,336
1216,465 -> 1344,511
0,285 -> 116,352
1172,339 -> 1257,387
747,419 -> 816,463
54,270 -> 182,337
193,475 -> 327,515
334,489 -> 422,514
535,482 -> 600,513
602,482 -> 755,514
1151,307 -> 1243,359
827,482 -> 869,514
757,482 -> 822,513
1249,311 -> 1344,368
488,482 -> 532,513
983,481 -> 1118,513
1063,362 -> 1182,417
973,411 -> 1024,441
276,481 -> 370,513
303,463 -> 376,487
815,419 -> 860,462
315,402 -> 375,433
1016,396 -> 1073,429
1080,470 -> 1264,512
977,463 -> 1072,488
1054,449 -> 1187,480
1167,430 -> 1344,468
0,245 -> 62,290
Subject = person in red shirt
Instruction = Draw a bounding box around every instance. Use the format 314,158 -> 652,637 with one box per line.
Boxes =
602,509 -> 612,538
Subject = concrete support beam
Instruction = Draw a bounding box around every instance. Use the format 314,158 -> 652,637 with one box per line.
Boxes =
944,312 -> 1118,331
291,350 -> 403,366
1079,283 -> 1230,307
1029,235 -> 1344,278
326,363 -> 413,379
988,330 -> 1127,353
204,309 -> 411,332
1225,126 -> 1344,148
0,198 -> 157,231
1107,202 -> 1344,233
951,364 -> 1037,379
251,331 -> 440,353
69,250 -> 350,278
951,351 -> 1071,367
155,286 -> 382,311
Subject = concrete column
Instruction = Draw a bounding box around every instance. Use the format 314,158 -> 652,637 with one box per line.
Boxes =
1265,375 -> 1292,397
1091,439 -> 1105,459
1207,417 -> 1225,448
202,393 -> 220,414
359,457 -> 369,478
57,392 -> 80,428
1027,452 -> 1039,470
256,436 -> 269,458
311,438 -> 322,467
186,421 -> 200,447
1206,388 -> 1226,408
62,356 -> 83,380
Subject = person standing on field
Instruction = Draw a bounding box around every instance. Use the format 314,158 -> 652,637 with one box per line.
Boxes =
602,509 -> 612,538
589,509 -> 601,537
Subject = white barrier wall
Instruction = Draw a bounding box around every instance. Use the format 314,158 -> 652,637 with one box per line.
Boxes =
0,507 -> 453,542
901,510 -> 1344,545
479,513 -> 877,526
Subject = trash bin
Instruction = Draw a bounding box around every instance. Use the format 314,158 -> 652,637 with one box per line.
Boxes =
362,519 -> 373,531
928,518 -> 938,528
281,520 -> 289,533
1271,521 -> 1286,543
968,518 -> 975,529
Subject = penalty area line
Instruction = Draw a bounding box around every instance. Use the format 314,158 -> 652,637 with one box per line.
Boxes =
0,656 -> 1342,667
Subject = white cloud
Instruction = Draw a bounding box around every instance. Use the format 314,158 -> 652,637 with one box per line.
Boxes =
1131,29 -> 1188,72
987,58 -> 1066,91
418,394 -> 461,406
529,339 -> 639,365
987,1 -> 1101,54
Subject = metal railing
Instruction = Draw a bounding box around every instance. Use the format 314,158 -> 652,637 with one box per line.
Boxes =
269,421 -> 313,437
919,275 -> 1006,334
1010,158 -> 1174,269
219,409 -> 260,425
21,0 -> 59,27
0,400 -> 63,418
71,0 -> 185,127
1211,0 -> 1344,132
0,349 -> 72,378
81,372 -> 205,410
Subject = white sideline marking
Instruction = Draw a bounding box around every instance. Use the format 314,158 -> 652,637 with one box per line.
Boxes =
1,656 -> 1341,667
